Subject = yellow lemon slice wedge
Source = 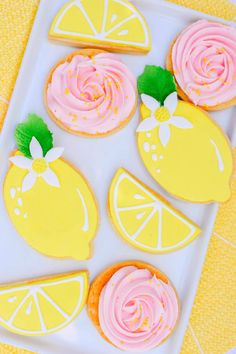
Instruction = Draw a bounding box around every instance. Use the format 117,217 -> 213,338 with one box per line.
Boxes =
0,271 -> 88,336
109,168 -> 201,253
49,0 -> 151,53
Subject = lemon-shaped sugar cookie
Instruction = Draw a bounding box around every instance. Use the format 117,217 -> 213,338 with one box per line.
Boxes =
109,168 -> 201,253
137,66 -> 233,203
49,0 -> 151,53
4,114 -> 98,260
0,271 -> 88,336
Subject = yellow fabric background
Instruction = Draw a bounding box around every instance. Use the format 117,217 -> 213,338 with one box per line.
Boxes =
0,0 -> 235,353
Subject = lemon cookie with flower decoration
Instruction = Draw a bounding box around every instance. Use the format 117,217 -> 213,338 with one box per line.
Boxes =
4,114 -> 98,260
137,66 -> 233,203
49,0 -> 151,54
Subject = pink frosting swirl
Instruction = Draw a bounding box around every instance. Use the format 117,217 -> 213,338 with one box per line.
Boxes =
46,52 -> 137,135
172,20 -> 236,108
99,266 -> 179,352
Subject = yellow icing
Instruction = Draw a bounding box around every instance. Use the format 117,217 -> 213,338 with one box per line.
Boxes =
56,3 -> 94,36
49,0 -> 151,52
155,107 -> 171,122
31,158 -> 48,174
109,168 -> 201,253
83,0 -> 105,33
0,271 -> 88,336
138,101 -> 233,203
105,0 -> 134,32
4,153 -> 98,260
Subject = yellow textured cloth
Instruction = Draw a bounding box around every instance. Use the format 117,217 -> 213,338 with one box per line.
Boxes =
0,0 -> 235,353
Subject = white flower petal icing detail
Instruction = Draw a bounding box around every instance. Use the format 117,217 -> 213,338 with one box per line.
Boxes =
9,156 -> 32,169
159,124 -> 171,147
22,172 -> 37,193
136,117 -> 158,132
141,94 -> 160,112
42,168 -> 60,188
30,137 -> 43,159
45,147 -> 64,163
164,92 -> 178,115
171,116 -> 193,129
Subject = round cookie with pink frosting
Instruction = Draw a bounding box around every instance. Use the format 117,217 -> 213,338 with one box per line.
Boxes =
45,49 -> 137,137
167,20 -> 236,111
87,261 -> 180,352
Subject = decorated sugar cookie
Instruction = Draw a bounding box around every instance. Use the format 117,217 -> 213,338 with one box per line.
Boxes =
49,0 -> 151,54
45,49 -> 137,137
109,168 -> 201,253
87,261 -> 179,352
167,20 -> 236,111
137,66 -> 233,203
0,271 -> 88,336
4,114 -> 98,260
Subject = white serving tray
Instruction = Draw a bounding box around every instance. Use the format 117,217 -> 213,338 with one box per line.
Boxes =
0,0 -> 235,353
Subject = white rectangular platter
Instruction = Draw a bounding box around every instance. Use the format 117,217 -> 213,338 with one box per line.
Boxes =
0,0 -> 235,353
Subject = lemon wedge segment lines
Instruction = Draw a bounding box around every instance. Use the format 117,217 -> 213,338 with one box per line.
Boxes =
49,0 -> 151,52
0,271 -> 88,336
109,169 -> 201,253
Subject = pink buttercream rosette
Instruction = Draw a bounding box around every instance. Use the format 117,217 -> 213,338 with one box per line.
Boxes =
171,20 -> 236,109
98,265 -> 179,352
46,51 -> 137,136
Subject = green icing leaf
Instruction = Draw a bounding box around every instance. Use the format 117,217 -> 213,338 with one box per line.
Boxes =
15,114 -> 53,158
137,66 -> 177,106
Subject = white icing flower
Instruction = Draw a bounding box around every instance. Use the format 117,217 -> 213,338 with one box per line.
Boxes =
10,137 -> 64,192
136,92 -> 193,147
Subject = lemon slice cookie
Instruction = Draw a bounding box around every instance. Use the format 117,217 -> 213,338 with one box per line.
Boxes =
4,114 -> 99,260
136,66 -> 233,203
108,168 -> 201,253
49,0 -> 151,53
0,271 -> 88,336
